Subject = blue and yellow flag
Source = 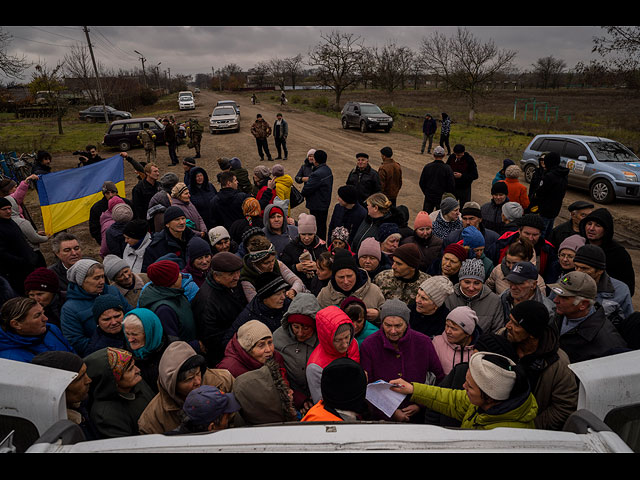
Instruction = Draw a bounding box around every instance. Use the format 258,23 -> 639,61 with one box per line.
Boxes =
37,154 -> 125,235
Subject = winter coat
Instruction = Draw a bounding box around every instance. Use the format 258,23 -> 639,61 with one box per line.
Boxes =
131,178 -> 159,221
431,327 -> 480,376
306,306 -> 360,404
579,208 -> 635,295
419,160 -> 456,206
0,216 -> 40,294
328,203 -> 367,245
295,158 -> 314,184
137,283 -> 197,344
280,235 -> 328,290
360,327 -> 445,419
346,164 -> 382,205
554,304 -> 628,364
141,226 -> 195,273
400,234 -> 443,274
60,283 -> 132,357
301,400 -> 345,422
187,167 -> 217,230
503,177 -> 530,210
515,327 -> 578,431
432,211 -> 463,240
239,254 -> 306,303
316,268 -> 386,316
250,118 -> 272,139
374,269 -> 431,305
444,283 -> 505,334
7,196 -> 47,251
210,187 -> 250,230
122,233 -> 152,274
530,163 -> 569,218
355,320 -> 379,346
378,158 -> 402,200
137,341 -> 235,434
112,272 -> 149,308
595,272 -> 634,321
273,118 -> 289,139
480,199 -> 508,234
222,294 -> 292,348
273,293 -> 320,402
230,167 -> 253,195
411,382 -> 538,430
274,174 -> 294,215
0,323 -> 74,363
350,209 -> 402,253
146,191 -> 171,233
84,347 -> 155,439
446,152 -> 479,191
216,332 -> 287,380
443,223 -> 499,253
301,163 -> 333,210
170,197 -> 206,237
85,327 -> 127,357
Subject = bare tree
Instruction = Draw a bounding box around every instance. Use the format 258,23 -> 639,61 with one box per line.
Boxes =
285,54 -> 304,90
419,27 -> 517,121
308,30 -> 365,108
356,47 -> 377,89
0,28 -> 31,79
30,62 -> 66,134
268,58 -> 288,91
63,43 -> 101,103
532,55 -> 567,89
248,61 -> 271,88
592,26 -> 640,89
374,41 -> 415,93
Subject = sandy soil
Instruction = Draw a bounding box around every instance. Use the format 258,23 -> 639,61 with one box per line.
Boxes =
24,89 -> 640,308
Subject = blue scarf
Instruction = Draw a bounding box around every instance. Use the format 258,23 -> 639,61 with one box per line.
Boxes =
125,308 -> 164,360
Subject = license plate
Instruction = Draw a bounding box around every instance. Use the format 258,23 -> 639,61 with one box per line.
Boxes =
379,122 -> 388,126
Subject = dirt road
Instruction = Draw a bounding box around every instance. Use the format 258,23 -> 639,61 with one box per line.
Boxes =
31,88 -> 639,308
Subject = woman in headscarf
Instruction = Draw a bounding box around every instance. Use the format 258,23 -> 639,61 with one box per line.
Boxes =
84,347 -> 155,438
187,166 -> 217,230
229,197 -> 264,248
85,294 -> 128,355
170,182 -> 207,238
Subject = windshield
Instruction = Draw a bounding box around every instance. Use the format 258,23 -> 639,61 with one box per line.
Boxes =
586,141 -> 640,163
213,107 -> 236,116
360,104 -> 383,115
180,96 -> 193,101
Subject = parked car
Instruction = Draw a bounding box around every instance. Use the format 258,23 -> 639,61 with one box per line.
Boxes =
341,101 -> 393,133
78,105 -> 132,122
520,134 -> 640,204
4,350 -> 639,453
178,92 -> 195,111
209,105 -> 240,133
101,117 -> 165,151
216,100 -> 240,117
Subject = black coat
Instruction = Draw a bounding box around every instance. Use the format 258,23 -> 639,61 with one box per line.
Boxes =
0,217 -> 39,295
210,187 -> 249,230
188,167 -> 218,230
531,166 -> 570,218
280,236 -> 328,290
328,202 -> 367,244
141,227 -> 195,272
132,178 -> 160,221
192,273 -> 248,367
446,152 -> 478,190
301,163 -> 333,210
346,164 -> 382,205
419,160 -> 456,205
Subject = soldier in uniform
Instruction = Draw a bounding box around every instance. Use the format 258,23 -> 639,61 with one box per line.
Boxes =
138,123 -> 157,163
187,118 -> 204,159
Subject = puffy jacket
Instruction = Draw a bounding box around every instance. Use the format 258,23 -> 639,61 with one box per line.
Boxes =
0,323 -> 74,363
301,163 -> 333,210
444,284 -> 505,334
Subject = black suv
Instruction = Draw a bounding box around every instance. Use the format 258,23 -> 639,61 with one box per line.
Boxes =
102,117 -> 165,151
341,101 -> 393,133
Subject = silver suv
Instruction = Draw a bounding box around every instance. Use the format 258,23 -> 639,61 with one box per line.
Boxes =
520,134 -> 640,204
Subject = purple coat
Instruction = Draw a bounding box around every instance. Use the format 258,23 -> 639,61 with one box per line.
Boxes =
360,327 -> 445,419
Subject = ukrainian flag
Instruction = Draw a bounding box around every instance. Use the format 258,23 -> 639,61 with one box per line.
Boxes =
37,154 -> 125,236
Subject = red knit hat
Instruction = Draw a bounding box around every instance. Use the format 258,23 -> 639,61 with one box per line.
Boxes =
147,260 -> 180,287
443,243 -> 468,263
24,267 -> 60,293
414,211 -> 432,229
269,206 -> 284,217
287,313 -> 315,328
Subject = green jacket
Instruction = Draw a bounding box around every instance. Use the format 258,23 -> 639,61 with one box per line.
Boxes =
137,284 -> 197,342
411,383 -> 538,430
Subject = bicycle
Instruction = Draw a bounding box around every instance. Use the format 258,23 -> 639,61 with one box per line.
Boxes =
0,151 -> 35,183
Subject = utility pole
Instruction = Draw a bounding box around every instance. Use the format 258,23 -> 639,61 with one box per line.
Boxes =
134,50 -> 147,86
82,26 -> 109,124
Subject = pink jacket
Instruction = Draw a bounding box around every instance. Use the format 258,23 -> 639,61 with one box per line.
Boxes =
431,334 -> 475,376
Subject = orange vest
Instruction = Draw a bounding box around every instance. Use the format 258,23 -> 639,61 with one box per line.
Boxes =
301,401 -> 343,422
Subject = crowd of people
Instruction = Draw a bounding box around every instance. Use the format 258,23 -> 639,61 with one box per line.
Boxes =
1,137 -> 639,442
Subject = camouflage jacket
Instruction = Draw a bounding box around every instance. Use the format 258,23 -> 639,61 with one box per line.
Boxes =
373,269 -> 431,304
138,129 -> 156,148
251,119 -> 272,139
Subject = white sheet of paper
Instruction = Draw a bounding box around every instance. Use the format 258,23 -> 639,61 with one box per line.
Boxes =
365,380 -> 408,418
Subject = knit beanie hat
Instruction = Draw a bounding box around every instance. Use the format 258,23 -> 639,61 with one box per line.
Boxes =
321,357 -> 368,414
510,300 -> 549,339
210,252 -> 243,272
183,157 -> 197,167
237,320 -> 273,352
505,165 -> 522,179
468,352 -> 517,401
376,222 -> 400,243
307,149 -> 316,158
419,275 -> 454,308
31,351 -> 84,373
380,298 -> 411,324
183,386 -> 242,427
461,201 -> 482,218
574,244 -> 607,270
443,243 -> 468,264
558,234 -> 586,254
271,164 -> 284,177
0,196 -> 11,208
461,226 -> 485,249
208,226 -> 230,247
446,306 -> 478,335
67,259 -> 100,286
391,243 -> 421,270
229,157 -> 242,169
0,178 -> 17,196
164,205 -> 186,224
331,226 -> 350,244
297,213 -> 317,235
502,201 -> 523,222
107,195 -> 124,211
332,248 -> 359,274
171,182 -> 189,199
268,206 -> 284,218
103,254 -> 130,281
517,213 -> 545,232
314,150 -> 327,164
358,237 -> 381,261
414,211 -> 432,230
217,157 -> 231,170
111,203 -> 133,223
255,272 -> 289,300
254,165 -> 271,180
187,236 -> 212,263
102,181 -> 118,194
159,172 -> 180,192
440,197 -> 459,216
491,181 -> 509,196
123,219 -> 149,240
24,267 -> 60,294
147,259 -> 181,287
459,258 -> 485,282
337,185 -> 359,205
92,293 -> 125,321
502,158 -> 515,170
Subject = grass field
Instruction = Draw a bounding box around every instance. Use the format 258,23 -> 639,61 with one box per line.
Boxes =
2,86 -> 640,161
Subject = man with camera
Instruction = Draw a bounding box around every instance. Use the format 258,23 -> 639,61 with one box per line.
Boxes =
76,145 -> 104,167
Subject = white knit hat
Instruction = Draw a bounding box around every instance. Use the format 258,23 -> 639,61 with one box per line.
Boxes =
208,226 -> 230,246
66,259 -> 101,286
459,258 -> 485,282
419,275 -> 454,307
468,352 -> 517,401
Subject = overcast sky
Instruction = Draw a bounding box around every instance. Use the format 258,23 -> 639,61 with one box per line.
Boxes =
1,25 -> 605,82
